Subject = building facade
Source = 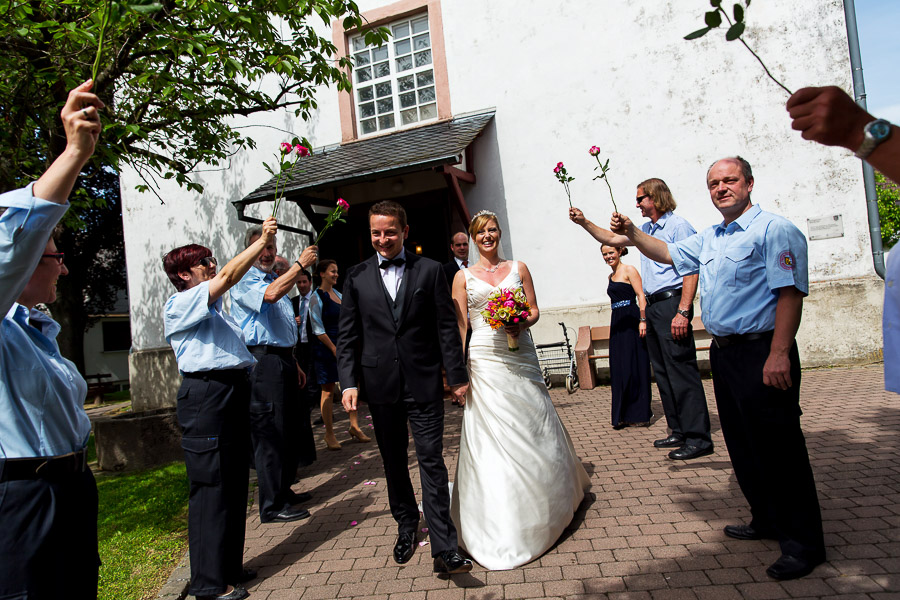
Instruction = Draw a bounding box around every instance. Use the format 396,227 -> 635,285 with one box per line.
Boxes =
120,0 -> 883,409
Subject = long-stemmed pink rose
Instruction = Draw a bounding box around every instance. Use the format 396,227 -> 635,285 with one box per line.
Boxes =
589,146 -> 617,212
554,161 -> 575,208
263,139 -> 311,218
314,198 -> 350,244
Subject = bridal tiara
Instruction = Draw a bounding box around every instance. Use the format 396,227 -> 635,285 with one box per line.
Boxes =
473,209 -> 498,220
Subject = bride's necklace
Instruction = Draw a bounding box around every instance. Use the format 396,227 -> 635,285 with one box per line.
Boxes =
482,260 -> 504,273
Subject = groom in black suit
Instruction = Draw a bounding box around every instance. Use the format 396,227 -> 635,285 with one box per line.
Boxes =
337,201 -> 472,575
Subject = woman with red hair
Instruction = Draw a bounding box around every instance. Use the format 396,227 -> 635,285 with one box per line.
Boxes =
162,223 -> 316,600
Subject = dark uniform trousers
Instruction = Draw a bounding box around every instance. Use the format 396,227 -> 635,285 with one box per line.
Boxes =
177,369 -> 250,597
645,295 -> 712,448
293,340 -> 319,468
0,466 -> 99,599
248,349 -> 301,521
710,335 -> 825,562
368,393 -> 458,557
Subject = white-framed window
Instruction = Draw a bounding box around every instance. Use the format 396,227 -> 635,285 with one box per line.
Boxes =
351,13 -> 436,136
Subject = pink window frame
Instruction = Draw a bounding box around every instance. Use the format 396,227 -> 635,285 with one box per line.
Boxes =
334,0 -> 452,142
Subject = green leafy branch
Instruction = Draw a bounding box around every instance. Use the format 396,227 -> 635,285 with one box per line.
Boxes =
685,0 -> 792,96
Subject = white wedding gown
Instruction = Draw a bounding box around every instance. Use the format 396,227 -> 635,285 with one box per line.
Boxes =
450,263 -> 591,570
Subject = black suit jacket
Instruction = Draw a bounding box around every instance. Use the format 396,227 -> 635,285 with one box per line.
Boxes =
442,259 -> 461,288
337,251 -> 467,405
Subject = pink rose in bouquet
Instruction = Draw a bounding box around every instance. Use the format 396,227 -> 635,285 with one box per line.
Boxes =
553,161 -> 574,208
588,145 -> 617,212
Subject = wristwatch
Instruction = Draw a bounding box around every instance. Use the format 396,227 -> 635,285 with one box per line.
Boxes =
855,118 -> 892,159
676,308 -> 690,319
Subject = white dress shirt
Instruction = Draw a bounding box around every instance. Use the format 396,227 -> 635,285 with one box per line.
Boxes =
379,248 -> 407,301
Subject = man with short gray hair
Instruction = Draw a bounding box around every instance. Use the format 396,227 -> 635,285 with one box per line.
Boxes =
231,228 -> 318,523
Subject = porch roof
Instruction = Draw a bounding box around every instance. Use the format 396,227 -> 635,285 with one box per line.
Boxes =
240,108 -> 495,203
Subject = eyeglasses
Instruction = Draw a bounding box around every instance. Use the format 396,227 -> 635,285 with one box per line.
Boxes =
198,256 -> 218,268
42,252 -> 65,264
636,194 -> 651,203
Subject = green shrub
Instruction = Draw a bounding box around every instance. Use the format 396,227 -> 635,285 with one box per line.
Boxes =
878,171 -> 900,250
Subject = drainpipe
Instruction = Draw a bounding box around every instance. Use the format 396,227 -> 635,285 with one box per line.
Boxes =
844,0 -> 885,279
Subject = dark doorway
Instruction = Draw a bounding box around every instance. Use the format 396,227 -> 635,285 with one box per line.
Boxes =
314,189 -> 453,292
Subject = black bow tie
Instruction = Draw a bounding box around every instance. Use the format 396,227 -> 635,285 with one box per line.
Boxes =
380,257 -> 405,269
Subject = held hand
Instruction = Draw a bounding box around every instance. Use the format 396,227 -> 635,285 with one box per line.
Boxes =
261,217 -> 278,241
638,321 -> 647,338
671,313 -> 689,340
450,383 -> 468,407
762,350 -> 792,390
342,388 -> 358,412
569,207 -> 586,225
295,315 -> 302,325
298,245 -> 318,268
786,86 -> 871,150
296,363 -> 307,388
61,80 -> 105,163
503,322 -> 522,338
610,212 -> 632,235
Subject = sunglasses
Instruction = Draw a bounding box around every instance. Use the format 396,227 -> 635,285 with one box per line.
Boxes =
636,194 -> 651,203
198,256 -> 218,268
42,252 -> 65,264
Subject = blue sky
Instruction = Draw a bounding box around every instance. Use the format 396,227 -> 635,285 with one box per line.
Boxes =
856,0 -> 900,123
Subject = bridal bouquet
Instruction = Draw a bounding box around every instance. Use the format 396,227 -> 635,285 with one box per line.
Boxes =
480,287 -> 531,351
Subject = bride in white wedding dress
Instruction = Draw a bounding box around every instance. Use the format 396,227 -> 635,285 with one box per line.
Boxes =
449,210 -> 591,570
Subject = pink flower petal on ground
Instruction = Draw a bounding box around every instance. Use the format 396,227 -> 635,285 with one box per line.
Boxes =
341,475 -> 347,478
421,527 -> 429,533
418,541 -> 430,547
363,481 -> 377,485
365,415 -> 372,419
354,461 -> 361,465
350,521 -> 358,526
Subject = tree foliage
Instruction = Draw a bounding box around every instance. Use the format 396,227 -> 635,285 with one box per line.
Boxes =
0,0 -> 389,200
878,171 -> 900,250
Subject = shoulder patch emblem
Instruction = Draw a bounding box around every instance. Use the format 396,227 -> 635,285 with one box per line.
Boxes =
778,250 -> 795,271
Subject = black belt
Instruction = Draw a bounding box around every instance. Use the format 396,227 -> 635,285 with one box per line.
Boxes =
645,289 -> 681,305
183,368 -> 248,383
0,450 -> 88,482
247,345 -> 294,359
712,330 -> 774,348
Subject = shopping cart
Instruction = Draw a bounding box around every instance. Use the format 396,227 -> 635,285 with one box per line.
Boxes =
535,322 -> 578,394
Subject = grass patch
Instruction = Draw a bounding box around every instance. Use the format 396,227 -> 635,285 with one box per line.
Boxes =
96,461 -> 189,600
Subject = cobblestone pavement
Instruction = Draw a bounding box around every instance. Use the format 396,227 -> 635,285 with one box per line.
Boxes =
227,364 -> 898,600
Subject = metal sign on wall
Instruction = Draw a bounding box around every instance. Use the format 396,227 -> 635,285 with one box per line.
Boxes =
807,214 -> 844,241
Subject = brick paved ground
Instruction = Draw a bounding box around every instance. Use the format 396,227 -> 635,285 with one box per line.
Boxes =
226,364 -> 899,600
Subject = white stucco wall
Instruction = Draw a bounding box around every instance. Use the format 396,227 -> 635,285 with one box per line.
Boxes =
121,0 -> 880,396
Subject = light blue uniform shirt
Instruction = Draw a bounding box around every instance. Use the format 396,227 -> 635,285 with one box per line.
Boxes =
164,280 -> 256,373
668,204 -> 808,337
230,266 -> 298,347
1,184 -> 92,459
640,211 -> 697,295
884,250 -> 900,393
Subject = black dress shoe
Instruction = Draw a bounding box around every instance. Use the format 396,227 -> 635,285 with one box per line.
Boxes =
287,491 -> 312,505
236,567 -> 258,583
766,554 -> 822,580
668,444 -> 713,460
197,585 -> 249,600
723,524 -> 774,541
433,550 -> 473,575
393,532 -> 417,564
653,435 -> 684,448
262,507 -> 310,523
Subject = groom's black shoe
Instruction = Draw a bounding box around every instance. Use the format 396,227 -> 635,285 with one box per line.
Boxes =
433,550 -> 473,575
654,435 -> 684,448
393,532 -> 417,564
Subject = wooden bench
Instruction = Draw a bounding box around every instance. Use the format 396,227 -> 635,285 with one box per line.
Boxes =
575,318 -> 712,390
85,373 -> 113,406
